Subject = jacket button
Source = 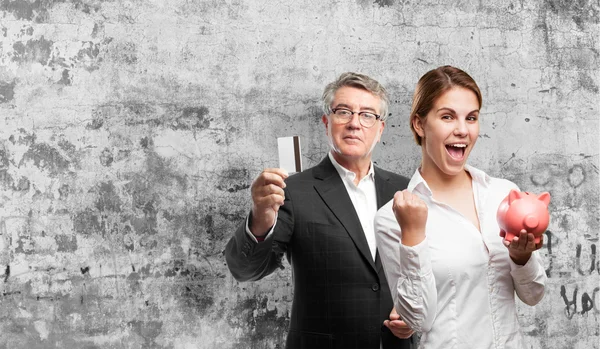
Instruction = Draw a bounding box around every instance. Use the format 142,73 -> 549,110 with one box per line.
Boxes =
371,283 -> 380,292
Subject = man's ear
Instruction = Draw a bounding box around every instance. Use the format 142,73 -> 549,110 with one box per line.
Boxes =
322,115 -> 329,134
412,115 -> 425,138
377,120 -> 385,142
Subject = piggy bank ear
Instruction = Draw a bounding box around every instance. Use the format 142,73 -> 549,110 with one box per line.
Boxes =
538,192 -> 551,207
508,189 -> 521,204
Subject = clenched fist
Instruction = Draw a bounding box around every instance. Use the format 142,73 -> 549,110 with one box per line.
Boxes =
250,168 -> 288,236
392,190 -> 428,246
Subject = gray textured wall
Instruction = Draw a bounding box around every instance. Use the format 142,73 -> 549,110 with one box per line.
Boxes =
0,0 -> 598,348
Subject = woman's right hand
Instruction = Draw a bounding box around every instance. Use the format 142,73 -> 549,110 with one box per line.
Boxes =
392,190 -> 428,246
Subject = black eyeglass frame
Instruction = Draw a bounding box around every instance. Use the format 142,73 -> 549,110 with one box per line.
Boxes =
330,108 -> 382,128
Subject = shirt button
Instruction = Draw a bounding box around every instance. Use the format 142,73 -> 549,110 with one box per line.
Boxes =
371,283 -> 380,292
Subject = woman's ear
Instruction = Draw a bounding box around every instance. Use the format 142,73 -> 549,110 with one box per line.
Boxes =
412,115 -> 425,138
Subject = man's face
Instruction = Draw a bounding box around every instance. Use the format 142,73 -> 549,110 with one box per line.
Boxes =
322,86 -> 385,166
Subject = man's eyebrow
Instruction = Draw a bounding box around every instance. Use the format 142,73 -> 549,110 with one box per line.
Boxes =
333,103 -> 377,112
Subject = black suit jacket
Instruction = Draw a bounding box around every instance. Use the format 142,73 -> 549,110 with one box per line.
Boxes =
226,156 -> 411,349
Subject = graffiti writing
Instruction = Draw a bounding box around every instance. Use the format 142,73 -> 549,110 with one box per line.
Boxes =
560,285 -> 600,319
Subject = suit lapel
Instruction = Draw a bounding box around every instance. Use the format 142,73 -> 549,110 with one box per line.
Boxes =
313,156 -> 376,271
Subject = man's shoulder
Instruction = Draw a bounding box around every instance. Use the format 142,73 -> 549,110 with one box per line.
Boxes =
374,165 -> 410,185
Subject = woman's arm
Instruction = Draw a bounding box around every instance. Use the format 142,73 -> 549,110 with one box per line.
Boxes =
375,197 -> 438,333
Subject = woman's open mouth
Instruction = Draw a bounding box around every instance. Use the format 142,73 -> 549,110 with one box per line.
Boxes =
445,143 -> 467,161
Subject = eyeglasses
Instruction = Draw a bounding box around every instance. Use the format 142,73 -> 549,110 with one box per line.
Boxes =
330,108 -> 381,128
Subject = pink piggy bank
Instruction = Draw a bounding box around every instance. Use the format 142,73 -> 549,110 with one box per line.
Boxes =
496,189 -> 551,244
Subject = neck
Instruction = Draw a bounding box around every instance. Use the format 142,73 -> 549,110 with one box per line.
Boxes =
419,162 -> 471,195
331,151 -> 372,184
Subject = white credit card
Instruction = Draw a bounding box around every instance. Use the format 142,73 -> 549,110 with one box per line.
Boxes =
277,136 -> 302,174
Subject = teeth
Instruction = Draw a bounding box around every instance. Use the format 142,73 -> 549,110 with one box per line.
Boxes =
449,144 -> 467,148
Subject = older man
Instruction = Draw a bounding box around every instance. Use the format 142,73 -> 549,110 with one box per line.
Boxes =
226,72 -> 413,349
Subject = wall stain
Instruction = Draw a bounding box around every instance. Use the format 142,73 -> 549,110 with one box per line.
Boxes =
12,36 -> 53,65
0,80 -> 16,103
182,284 -> 214,314
12,176 -> 30,191
543,0 -> 599,29
57,69 -> 71,85
76,40 -> 104,72
72,209 -> 103,235
99,147 -> 113,167
172,106 -> 211,130
20,142 -> 71,175
568,165 -> 585,188
128,320 -> 163,346
578,71 -> 599,93
374,0 -> 395,7
92,182 -> 122,212
0,0 -> 48,21
55,234 -> 77,252
231,296 -> 288,345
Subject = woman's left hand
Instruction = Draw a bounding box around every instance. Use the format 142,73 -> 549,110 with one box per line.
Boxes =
501,229 -> 544,265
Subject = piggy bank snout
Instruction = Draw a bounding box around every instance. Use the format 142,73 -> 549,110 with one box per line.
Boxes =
524,215 -> 539,230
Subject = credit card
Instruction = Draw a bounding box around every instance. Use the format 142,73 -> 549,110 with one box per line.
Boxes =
277,136 -> 302,174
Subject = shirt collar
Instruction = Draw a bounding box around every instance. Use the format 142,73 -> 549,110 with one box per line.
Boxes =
407,164 -> 490,197
328,151 -> 375,183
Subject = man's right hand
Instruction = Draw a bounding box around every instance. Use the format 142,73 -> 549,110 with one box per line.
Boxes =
392,189 -> 428,246
250,168 -> 289,237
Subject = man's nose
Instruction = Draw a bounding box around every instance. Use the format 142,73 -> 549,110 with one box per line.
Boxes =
346,112 -> 362,128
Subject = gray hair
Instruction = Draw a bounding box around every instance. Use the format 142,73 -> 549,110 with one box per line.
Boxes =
322,72 -> 390,122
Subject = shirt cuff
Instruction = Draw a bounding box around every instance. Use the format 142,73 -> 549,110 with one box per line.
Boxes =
399,237 -> 432,278
509,252 -> 542,283
245,214 -> 277,243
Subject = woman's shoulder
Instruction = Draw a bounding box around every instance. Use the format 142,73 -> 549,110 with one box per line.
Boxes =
488,176 -> 519,191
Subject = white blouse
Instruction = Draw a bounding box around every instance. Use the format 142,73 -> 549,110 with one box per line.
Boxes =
375,165 -> 546,349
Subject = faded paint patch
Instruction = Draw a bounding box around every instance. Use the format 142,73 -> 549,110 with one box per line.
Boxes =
55,234 -> 77,252
128,320 -> 163,346
374,0 -> 395,7
0,0 -> 48,21
57,69 -> 71,85
12,36 -> 54,65
76,40 -> 105,72
173,106 -> 211,130
93,182 -> 122,212
543,0 -> 599,28
20,143 -> 71,175
99,148 -> 113,167
216,168 -> 251,193
231,296 -> 288,346
72,209 -> 103,235
0,80 -> 16,103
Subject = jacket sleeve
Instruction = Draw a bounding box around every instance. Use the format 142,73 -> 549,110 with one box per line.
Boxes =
375,201 -> 437,333
225,187 -> 294,282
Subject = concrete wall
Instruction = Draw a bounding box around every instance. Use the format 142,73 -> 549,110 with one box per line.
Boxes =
0,0 -> 598,348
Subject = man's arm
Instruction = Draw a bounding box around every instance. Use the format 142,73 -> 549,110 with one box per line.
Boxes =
225,168 -> 292,282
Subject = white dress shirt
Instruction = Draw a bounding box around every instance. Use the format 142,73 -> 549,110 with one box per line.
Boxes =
328,152 -> 378,260
375,165 -> 547,349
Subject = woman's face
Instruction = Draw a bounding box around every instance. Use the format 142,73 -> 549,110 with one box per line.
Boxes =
414,87 -> 480,178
